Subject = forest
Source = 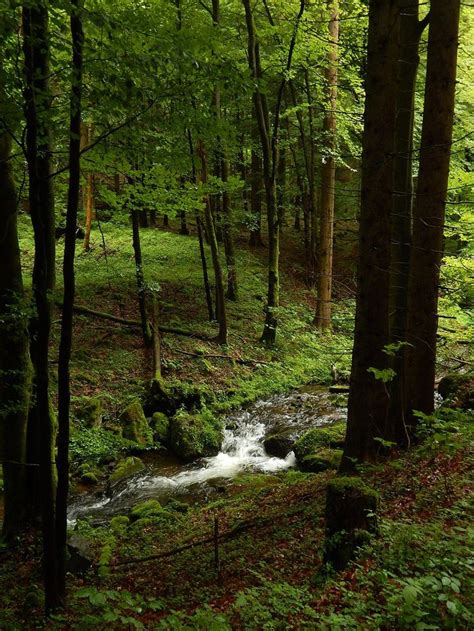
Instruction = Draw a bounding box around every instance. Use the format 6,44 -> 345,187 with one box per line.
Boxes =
0,0 -> 473,627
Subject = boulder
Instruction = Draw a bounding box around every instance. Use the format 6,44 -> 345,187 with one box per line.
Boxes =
130,499 -> 163,522
169,409 -> 223,461
109,456 -> 145,485
119,399 -> 152,445
298,448 -> 342,473
438,372 -> 473,410
76,397 -> 104,429
264,431 -> 295,458
144,378 -> 211,417
67,534 -> 95,574
293,422 -> 346,463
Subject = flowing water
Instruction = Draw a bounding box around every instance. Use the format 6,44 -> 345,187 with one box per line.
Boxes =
67,386 -> 347,524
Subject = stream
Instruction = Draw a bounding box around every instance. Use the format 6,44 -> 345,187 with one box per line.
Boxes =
67,386 -> 347,524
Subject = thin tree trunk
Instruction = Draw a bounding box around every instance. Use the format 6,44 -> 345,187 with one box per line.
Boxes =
404,0 -> 461,425
315,0 -> 339,330
196,139 -> 227,344
341,0 -> 399,470
187,129 -> 215,321
221,156 -> 238,299
249,127 -> 264,247
83,123 -> 94,251
23,2 -> 59,612
0,66 -> 32,541
131,208 -> 151,346
55,0 -> 83,603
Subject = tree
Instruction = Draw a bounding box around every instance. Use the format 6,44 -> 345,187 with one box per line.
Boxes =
22,0 -> 59,611
315,0 -> 340,330
341,0 -> 399,469
404,0 -> 461,425
0,44 -> 32,541
56,0 -> 84,602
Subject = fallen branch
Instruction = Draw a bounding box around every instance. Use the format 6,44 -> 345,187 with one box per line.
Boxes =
114,504 -> 308,567
173,348 -> 268,366
55,301 -> 209,339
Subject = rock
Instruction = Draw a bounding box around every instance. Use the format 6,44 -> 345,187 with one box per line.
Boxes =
151,411 -> 170,445
169,409 -> 223,462
264,431 -> 295,458
299,448 -> 342,473
66,534 -> 95,574
143,378 -> 211,417
76,397 -> 103,429
324,476 -> 378,571
438,372 -> 473,410
119,399 -> 152,445
109,456 -> 145,485
293,422 -> 346,464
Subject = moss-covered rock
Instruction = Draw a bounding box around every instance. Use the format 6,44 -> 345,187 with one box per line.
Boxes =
294,422 -> 346,463
165,498 -> 189,514
76,397 -> 103,429
110,515 -> 130,533
263,430 -> 295,458
144,378 -> 213,417
109,456 -> 145,485
438,372 -> 473,410
119,399 -> 152,446
130,499 -> 163,521
151,411 -> 170,444
299,448 -> 342,473
169,409 -> 223,461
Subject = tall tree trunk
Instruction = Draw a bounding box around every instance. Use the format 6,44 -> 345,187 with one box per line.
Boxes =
404,0 -> 461,425
196,139 -> 227,344
188,128 -> 215,321
315,0 -> 339,330
56,0 -> 83,602
83,122 -> 94,251
221,156 -> 238,299
341,0 -> 399,470
23,2 -> 59,612
386,1 -> 427,444
0,70 -> 32,541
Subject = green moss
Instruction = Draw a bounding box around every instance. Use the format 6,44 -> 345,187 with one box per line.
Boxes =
151,411 -> 170,444
130,499 -> 164,521
76,397 -> 104,429
327,476 -> 379,500
109,456 -> 145,484
165,499 -> 190,514
110,515 -> 130,533
294,422 -> 346,463
169,408 -> 223,461
70,428 -> 134,464
300,448 -> 342,473
119,399 -> 153,446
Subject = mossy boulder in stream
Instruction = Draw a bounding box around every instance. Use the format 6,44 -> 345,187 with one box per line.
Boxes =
169,409 -> 223,461
119,399 -> 152,446
294,422 -> 346,472
109,456 -> 145,485
76,397 -> 103,429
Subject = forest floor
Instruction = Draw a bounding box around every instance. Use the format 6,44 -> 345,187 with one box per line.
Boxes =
1,216 -> 472,629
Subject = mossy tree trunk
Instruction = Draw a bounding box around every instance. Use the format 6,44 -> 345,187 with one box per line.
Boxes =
324,477 -> 378,571
404,0 -> 461,426
341,0 -> 399,469
23,1 -> 59,611
0,63 -> 32,541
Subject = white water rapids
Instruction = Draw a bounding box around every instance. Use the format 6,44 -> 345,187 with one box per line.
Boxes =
68,414 -> 296,524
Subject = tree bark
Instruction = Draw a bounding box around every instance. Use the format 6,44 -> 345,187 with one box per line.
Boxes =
341,0 -> 399,469
249,126 -> 264,247
315,0 -> 339,330
83,122 -> 94,251
196,139 -> 227,344
23,1 -> 59,611
0,67 -> 32,541
386,1 -> 427,445
55,0 -> 84,602
404,0 -> 461,425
